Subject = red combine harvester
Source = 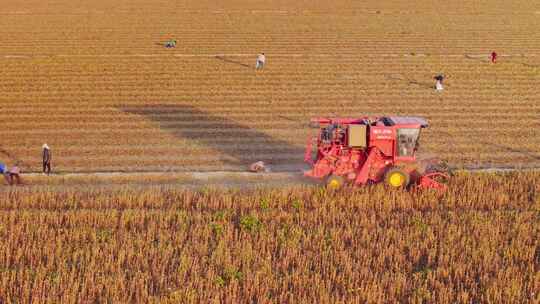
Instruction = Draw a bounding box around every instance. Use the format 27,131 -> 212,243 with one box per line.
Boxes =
304,116 -> 449,191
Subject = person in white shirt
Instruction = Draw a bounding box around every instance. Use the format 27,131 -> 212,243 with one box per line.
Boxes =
256,53 -> 266,70
249,161 -> 270,172
165,40 -> 177,48
434,74 -> 444,91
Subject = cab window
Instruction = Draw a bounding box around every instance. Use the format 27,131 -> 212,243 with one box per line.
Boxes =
397,128 -> 420,157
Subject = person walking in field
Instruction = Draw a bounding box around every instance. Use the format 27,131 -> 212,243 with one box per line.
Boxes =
249,161 -> 270,173
165,39 -> 177,48
256,53 -> 266,70
42,144 -> 51,175
491,51 -> 497,63
434,74 -> 444,91
7,163 -> 21,185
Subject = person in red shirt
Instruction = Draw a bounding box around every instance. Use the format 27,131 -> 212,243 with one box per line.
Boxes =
491,51 -> 497,63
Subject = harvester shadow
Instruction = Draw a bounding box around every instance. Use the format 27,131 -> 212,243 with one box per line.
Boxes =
121,104 -> 306,171
215,56 -> 251,68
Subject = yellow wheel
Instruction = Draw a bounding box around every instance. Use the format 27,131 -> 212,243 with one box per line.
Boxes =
326,175 -> 344,190
384,168 -> 410,188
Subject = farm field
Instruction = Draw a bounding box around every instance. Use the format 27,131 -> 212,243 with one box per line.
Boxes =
0,172 -> 538,303
0,1 -> 538,303
0,0 -> 539,174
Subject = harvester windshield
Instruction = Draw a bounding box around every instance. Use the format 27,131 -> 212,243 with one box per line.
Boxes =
397,128 -> 420,157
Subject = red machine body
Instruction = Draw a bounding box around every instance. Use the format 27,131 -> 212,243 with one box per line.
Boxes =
304,116 -> 448,190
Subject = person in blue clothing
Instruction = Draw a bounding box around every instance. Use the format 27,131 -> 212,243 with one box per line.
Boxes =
0,162 -> 10,184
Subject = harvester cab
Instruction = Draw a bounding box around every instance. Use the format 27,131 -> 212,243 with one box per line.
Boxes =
304,116 -> 448,191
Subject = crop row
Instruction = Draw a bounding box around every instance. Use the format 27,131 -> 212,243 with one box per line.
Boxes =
1,103 -> 538,111
1,120 -> 538,130
0,61 -> 536,72
0,47 -> 537,57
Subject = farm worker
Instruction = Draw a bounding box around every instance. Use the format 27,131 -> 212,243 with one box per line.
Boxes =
256,53 -> 266,70
0,162 -> 10,184
249,161 -> 270,173
434,74 -> 444,91
42,143 -> 51,175
491,51 -> 497,63
165,40 -> 177,48
8,163 -> 21,185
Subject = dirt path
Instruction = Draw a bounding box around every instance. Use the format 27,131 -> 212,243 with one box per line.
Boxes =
1,170 -> 314,192
2,165 -> 538,192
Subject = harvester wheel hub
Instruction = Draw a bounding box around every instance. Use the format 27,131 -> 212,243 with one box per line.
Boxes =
326,175 -> 344,190
329,180 -> 340,188
389,173 -> 405,187
384,168 -> 410,188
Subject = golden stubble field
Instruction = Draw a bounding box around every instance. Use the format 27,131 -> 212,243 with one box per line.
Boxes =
0,0 -> 538,174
